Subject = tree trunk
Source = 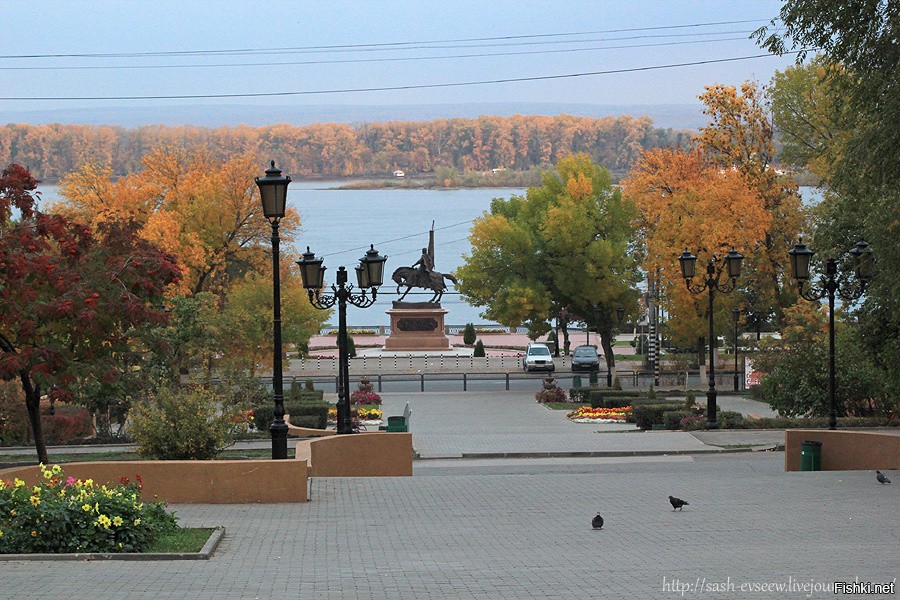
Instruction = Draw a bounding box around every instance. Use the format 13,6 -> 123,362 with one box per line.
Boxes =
20,373 -> 48,464
599,326 -> 616,387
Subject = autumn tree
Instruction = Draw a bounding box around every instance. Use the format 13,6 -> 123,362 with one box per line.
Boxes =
456,154 -> 639,372
0,164 -> 180,463
697,82 -> 806,328
55,149 -> 300,296
623,148 -> 771,346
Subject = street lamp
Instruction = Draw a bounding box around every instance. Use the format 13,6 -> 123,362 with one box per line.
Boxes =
297,245 -> 387,434
255,161 -> 291,459
732,307 -> 741,392
788,237 -> 873,430
678,247 -> 744,429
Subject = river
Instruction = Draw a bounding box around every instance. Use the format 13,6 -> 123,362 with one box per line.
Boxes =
34,182 -> 824,328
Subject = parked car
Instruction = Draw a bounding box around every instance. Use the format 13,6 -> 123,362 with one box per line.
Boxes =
571,345 -> 600,372
523,343 -> 555,372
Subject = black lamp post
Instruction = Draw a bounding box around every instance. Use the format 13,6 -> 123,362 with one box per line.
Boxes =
678,247 -> 744,429
788,237 -> 873,430
297,245 -> 387,434
732,307 -> 740,392
255,161 -> 291,459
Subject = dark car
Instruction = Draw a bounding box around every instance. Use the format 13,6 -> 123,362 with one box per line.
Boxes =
571,345 -> 600,372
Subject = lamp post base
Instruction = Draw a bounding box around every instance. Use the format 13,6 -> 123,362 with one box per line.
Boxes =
270,421 -> 289,459
705,389 -> 719,429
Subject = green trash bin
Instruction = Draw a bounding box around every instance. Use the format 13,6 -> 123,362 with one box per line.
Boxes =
387,416 -> 407,432
800,440 -> 822,471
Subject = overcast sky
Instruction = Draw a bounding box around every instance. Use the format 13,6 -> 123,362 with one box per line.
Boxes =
0,0 -> 799,119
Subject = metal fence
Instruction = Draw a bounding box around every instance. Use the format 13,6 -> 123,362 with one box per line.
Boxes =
252,369 -> 745,394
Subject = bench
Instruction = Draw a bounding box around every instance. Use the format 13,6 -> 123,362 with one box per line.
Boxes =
386,402 -> 411,432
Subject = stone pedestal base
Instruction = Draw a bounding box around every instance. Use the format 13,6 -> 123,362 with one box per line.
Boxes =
385,302 -> 450,350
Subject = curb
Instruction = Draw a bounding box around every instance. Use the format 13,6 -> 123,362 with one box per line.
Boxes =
0,527 -> 225,562
414,446 -> 784,460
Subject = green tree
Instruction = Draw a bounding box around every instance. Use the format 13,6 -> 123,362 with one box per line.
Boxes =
757,0 -> 900,399
455,154 -> 639,373
473,339 -> 486,357
462,323 -> 477,345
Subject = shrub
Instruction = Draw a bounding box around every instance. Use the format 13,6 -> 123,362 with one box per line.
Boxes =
285,402 -> 330,429
663,410 -> 693,430
473,339 -> 486,357
613,377 -> 623,390
463,323 -> 477,345
569,387 -> 589,403
0,381 -> 29,446
347,336 -> 357,359
286,381 -> 324,404
41,406 -> 93,445
680,414 -> 706,431
633,404 -> 683,430
130,385 -> 242,460
716,410 -> 746,429
304,379 -> 315,392
0,464 -> 177,554
252,405 -> 274,432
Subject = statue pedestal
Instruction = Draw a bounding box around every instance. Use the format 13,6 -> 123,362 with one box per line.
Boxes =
385,302 -> 450,350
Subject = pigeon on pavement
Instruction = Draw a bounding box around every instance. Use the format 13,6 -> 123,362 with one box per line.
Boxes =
876,471 -> 891,484
669,496 -> 689,511
591,513 -> 604,529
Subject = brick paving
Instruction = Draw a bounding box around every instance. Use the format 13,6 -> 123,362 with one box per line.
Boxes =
1,388 -> 897,599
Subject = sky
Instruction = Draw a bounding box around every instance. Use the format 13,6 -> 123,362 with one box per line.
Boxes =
0,0 -> 800,122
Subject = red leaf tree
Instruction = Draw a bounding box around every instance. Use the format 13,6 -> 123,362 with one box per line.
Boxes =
0,164 -> 181,462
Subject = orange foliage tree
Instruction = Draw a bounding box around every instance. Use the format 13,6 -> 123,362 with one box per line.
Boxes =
623,81 -> 806,347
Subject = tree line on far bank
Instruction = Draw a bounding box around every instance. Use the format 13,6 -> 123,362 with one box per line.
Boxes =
0,114 -> 691,181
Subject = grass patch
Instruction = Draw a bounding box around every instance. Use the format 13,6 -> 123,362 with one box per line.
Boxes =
147,527 -> 215,553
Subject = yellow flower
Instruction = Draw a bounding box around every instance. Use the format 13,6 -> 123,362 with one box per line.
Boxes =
14,478 -> 25,488
96,515 -> 111,529
0,529 -> 4,538
32,486 -> 41,494
133,518 -> 141,526
112,516 -> 123,527
84,479 -> 94,488
29,495 -> 40,506
51,465 -> 62,475
9,509 -> 16,517
82,504 -> 92,512
42,470 -> 52,480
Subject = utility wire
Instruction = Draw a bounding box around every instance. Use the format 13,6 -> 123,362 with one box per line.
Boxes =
0,36 -> 750,71
0,19 -> 769,60
0,52 -> 802,101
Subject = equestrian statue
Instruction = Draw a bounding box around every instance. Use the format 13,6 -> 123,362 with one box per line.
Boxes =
391,223 -> 458,303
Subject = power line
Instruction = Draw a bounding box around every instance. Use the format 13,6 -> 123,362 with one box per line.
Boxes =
0,19 -> 769,60
0,52 -> 800,101
0,36 -> 751,72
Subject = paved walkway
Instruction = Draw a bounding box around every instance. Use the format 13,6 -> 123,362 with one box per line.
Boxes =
2,389 -> 897,599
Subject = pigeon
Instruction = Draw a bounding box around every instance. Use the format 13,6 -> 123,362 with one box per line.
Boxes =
591,513 -> 604,529
876,471 -> 891,485
669,496 -> 689,511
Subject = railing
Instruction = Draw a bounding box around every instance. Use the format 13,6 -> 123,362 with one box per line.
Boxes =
244,369 -> 745,394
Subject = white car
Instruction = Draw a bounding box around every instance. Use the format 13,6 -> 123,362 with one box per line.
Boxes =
523,343 -> 555,372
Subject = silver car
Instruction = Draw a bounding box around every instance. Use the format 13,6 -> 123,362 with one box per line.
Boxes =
523,343 -> 555,372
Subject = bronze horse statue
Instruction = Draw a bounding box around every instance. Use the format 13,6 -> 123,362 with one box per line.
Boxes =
392,267 -> 458,303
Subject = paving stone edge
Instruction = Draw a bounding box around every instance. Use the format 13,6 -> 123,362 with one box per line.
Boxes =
0,526 -> 225,561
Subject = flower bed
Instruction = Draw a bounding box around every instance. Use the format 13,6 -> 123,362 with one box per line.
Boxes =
566,405 -> 633,423
0,464 -> 177,554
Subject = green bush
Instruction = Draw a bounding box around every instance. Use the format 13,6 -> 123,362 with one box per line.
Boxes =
0,463 -> 177,554
286,381 -> 324,404
663,410 -> 693,430
130,385 -> 241,460
285,402 -> 330,429
347,336 -> 357,359
630,397 -> 683,408
473,339 -> 486,357
569,386 -> 589,403
252,405 -> 275,432
304,379 -> 316,392
463,323 -> 477,345
634,404 -> 684,430
716,410 -> 746,429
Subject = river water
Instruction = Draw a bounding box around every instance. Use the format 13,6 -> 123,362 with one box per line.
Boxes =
35,181 -> 823,328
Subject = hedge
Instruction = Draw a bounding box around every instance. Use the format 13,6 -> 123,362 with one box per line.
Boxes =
663,410 -> 694,430
634,404 -> 685,430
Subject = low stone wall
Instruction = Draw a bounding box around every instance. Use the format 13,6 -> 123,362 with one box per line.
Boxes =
785,429 -> 900,471
0,460 -> 309,504
297,432 -> 413,477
